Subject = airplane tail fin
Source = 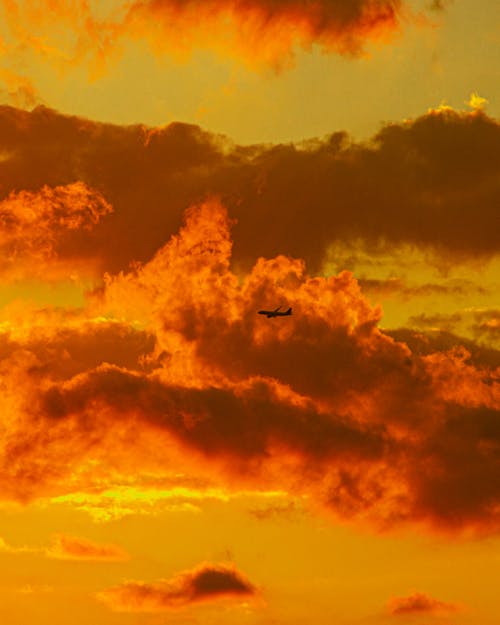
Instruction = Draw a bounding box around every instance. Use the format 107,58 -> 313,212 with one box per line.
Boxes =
285,307 -> 292,315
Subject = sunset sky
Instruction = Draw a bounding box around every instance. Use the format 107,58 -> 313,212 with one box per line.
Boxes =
0,1 -> 499,624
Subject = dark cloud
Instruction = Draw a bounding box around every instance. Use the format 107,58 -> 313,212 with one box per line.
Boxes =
407,312 -> 464,330
386,327 -> 500,369
388,591 -> 459,615
408,404 -> 500,528
0,319 -> 156,380
406,308 -> 500,350
38,365 -> 387,470
98,562 -> 256,611
0,106 -> 499,280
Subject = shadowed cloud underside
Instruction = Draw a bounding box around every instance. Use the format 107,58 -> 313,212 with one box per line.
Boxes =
0,105 -> 498,281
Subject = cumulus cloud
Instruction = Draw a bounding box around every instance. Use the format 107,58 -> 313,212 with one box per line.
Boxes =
98,562 -> 256,611
0,181 -> 112,281
0,200 -> 498,534
387,591 -> 459,616
0,105 -> 498,278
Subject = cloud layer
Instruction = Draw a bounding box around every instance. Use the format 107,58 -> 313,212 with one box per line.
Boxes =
121,0 -> 403,66
47,534 -> 129,561
0,105 -> 498,280
0,199 -> 498,534
0,533 -> 128,561
0,0 -> 406,72
98,562 -> 256,611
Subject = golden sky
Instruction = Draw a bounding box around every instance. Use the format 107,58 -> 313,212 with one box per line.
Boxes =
0,1 -> 499,624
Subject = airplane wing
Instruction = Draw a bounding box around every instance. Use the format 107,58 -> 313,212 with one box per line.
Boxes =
257,307 -> 290,318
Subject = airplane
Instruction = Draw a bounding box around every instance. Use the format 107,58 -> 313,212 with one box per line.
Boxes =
258,306 -> 292,318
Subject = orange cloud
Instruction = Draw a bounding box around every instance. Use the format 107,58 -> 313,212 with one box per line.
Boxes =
0,200 -> 498,535
46,534 -> 129,561
0,0 -> 406,74
387,328 -> 500,370
0,0 -> 123,78
121,0 -> 403,68
0,105 -> 498,278
0,533 -> 128,561
0,69 -> 40,109
387,591 -> 460,616
0,181 -> 112,281
98,562 -> 257,611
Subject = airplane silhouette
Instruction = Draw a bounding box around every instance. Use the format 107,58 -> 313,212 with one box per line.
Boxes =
258,306 -> 292,318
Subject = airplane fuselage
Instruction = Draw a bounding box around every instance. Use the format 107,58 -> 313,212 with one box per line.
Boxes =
258,307 -> 292,318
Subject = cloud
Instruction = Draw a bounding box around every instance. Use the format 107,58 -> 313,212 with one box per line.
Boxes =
467,92 -> 488,111
471,309 -> 500,346
0,533 -> 128,561
406,308 -> 500,350
387,592 -> 459,616
248,500 -> 303,521
0,181 -> 112,281
427,0 -> 452,11
119,0 -> 404,68
50,482 -> 235,522
0,1 -> 124,79
359,278 -> 488,299
407,312 -> 465,331
0,105 -> 498,278
0,70 -> 41,109
0,317 -> 156,383
386,327 -> 500,369
0,200 -> 499,535
46,534 -> 129,561
0,0 -> 410,74
0,536 -> 34,554
98,562 -> 257,611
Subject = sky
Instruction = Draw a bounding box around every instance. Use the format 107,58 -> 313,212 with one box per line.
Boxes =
0,1 -> 499,624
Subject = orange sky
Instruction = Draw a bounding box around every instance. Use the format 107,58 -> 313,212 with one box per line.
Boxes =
0,2 -> 499,624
